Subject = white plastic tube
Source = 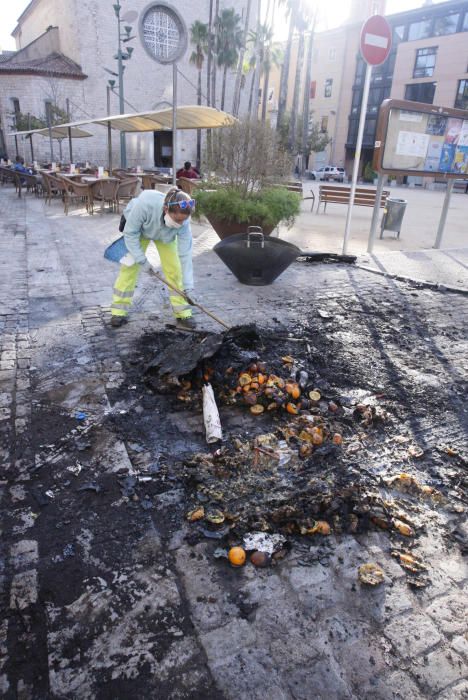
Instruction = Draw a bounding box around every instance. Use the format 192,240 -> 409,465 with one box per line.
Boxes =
202,383 -> 222,444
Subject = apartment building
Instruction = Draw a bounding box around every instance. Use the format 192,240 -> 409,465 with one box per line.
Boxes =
308,0 -> 468,175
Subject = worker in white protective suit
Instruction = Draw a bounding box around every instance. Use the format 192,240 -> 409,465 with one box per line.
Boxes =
110,188 -> 197,329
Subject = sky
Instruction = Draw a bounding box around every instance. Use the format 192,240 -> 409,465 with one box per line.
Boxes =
0,0 -> 456,52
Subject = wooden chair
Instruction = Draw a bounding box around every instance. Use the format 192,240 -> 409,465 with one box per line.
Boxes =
116,177 -> 139,212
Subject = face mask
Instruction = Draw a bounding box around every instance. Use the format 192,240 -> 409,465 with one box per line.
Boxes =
164,213 -> 183,229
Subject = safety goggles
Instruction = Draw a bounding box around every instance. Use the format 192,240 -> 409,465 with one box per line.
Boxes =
168,198 -> 195,210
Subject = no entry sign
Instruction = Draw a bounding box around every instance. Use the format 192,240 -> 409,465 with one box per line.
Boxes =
360,15 -> 392,66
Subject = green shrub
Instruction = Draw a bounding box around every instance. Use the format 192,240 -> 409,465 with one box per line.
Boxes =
195,186 -> 301,228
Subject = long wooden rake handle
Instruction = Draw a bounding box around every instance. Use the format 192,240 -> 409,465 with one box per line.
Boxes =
150,269 -> 230,329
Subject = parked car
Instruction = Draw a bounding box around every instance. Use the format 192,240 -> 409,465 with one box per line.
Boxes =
308,166 -> 345,182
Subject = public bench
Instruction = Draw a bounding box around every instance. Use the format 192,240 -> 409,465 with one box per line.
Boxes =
271,180 -> 316,211
317,184 -> 389,213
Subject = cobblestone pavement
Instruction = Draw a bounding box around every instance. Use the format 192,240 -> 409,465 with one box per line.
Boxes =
0,187 -> 467,699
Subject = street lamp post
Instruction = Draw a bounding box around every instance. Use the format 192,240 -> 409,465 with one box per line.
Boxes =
112,1 -> 135,168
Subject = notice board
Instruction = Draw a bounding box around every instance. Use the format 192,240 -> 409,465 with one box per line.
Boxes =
373,99 -> 468,178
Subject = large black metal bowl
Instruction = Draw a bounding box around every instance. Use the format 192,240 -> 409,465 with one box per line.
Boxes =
213,228 -> 302,286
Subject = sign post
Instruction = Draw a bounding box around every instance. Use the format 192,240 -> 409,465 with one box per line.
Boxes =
342,14 -> 392,255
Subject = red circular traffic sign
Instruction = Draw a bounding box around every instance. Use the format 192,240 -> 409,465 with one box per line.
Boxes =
360,15 -> 392,66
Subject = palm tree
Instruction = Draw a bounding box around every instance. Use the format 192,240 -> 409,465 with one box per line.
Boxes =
211,0 -> 220,108
288,14 -> 306,151
206,0 -> 213,107
232,0 -> 252,116
300,10 -> 317,172
260,28 -> 282,121
251,0 -> 263,119
216,8 -> 243,111
246,23 -> 282,121
276,0 -> 299,130
190,20 -> 208,169
245,52 -> 257,118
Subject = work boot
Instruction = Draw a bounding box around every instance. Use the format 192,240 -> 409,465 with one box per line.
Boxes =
110,316 -> 128,328
175,317 -> 197,331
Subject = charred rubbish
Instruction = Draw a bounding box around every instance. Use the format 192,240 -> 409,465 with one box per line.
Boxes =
132,323 -> 456,584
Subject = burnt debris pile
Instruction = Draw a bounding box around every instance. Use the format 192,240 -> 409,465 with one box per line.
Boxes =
141,324 -> 450,582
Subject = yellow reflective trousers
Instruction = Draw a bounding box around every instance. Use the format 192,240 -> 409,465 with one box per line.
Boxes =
111,238 -> 191,319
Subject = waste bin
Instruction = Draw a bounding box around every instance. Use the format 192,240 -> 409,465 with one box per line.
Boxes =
380,197 -> 407,239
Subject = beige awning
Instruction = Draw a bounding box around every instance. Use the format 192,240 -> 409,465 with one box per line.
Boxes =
9,126 -> 93,139
89,105 -> 238,131
9,105 -> 237,138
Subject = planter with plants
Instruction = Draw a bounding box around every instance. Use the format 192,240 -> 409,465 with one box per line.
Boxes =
195,185 -> 300,238
196,119 -> 301,238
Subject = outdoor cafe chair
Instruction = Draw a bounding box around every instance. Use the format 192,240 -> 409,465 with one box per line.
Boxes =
90,178 -> 119,213
112,168 -> 131,180
41,172 -> 62,206
46,174 -> 76,215
0,166 -> 17,188
116,177 -> 139,212
23,172 -> 42,197
176,177 -> 201,197
141,173 -> 157,190
64,178 -> 94,215
0,167 -> 22,197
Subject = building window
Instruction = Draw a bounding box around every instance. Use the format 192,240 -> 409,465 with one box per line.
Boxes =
320,116 -> 328,133
413,47 -> 437,78
348,119 -> 359,145
11,98 -> 20,115
463,12 -> 468,31
367,85 -> 391,114
393,25 -> 405,43
310,81 -> 316,98
455,79 -> 468,109
363,118 -> 377,144
324,79 -> 333,98
328,48 -> 336,61
404,82 -> 436,104
408,19 -> 432,41
433,13 -> 459,36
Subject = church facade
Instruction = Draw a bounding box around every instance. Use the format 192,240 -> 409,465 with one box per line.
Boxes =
0,0 -> 254,167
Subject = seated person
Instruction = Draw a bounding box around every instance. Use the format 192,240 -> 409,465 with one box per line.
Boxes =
13,155 -> 36,185
176,161 -> 200,179
13,156 -> 32,174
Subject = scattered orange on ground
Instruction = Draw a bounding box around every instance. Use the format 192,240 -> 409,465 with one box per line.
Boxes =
228,546 -> 246,567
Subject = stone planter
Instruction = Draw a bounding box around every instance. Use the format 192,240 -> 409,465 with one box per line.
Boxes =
206,215 -> 276,240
